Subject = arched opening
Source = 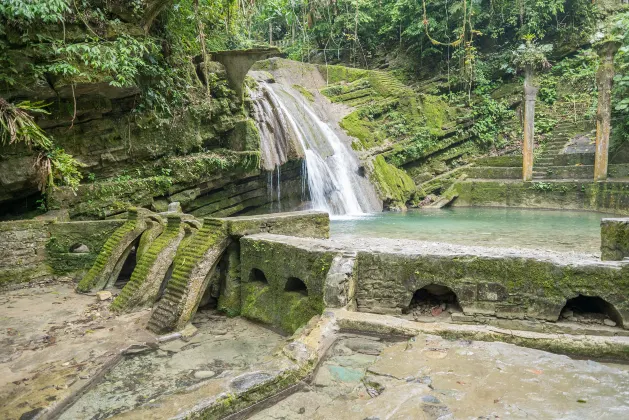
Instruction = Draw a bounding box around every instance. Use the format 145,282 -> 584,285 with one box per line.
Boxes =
404,284 -> 461,317
111,238 -> 141,289
560,295 -> 623,328
284,277 -> 308,296
249,268 -> 268,284
156,262 -> 174,302
69,243 -> 89,253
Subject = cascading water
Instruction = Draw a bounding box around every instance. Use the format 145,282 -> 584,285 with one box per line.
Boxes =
251,76 -> 381,216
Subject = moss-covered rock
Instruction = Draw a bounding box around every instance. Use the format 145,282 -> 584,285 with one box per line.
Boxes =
368,155 -> 416,210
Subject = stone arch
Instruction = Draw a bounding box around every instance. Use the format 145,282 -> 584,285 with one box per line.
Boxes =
107,236 -> 141,289
284,277 -> 308,296
157,262 -> 174,301
249,268 -> 269,284
404,283 -> 461,316
111,215 -> 187,313
559,294 -> 623,328
77,208 -> 160,292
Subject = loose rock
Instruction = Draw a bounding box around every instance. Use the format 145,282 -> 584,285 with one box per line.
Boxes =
96,291 -> 112,301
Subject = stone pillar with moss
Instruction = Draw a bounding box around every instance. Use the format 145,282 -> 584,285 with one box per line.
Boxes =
522,64 -> 538,181
594,40 -> 621,181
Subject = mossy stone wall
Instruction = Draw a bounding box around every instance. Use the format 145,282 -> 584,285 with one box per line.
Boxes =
240,236 -> 335,333
601,218 -> 629,261
0,218 -> 124,288
354,251 -> 629,326
453,180 -> 629,215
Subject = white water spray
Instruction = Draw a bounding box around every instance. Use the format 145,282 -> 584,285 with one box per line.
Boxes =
251,79 -> 380,216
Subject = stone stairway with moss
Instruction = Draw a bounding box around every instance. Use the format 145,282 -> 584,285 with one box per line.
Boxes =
533,121 -> 593,180
110,215 -> 186,313
147,219 -> 231,334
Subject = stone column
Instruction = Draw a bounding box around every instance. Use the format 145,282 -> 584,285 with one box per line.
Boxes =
522,64 -> 538,181
594,41 -> 621,181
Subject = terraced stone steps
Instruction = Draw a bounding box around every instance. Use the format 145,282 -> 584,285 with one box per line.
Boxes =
76,209 -> 155,292
111,215 -> 188,313
533,120 -> 594,180
147,219 -> 231,334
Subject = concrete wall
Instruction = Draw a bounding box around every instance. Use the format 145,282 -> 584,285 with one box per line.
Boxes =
239,234 -> 629,330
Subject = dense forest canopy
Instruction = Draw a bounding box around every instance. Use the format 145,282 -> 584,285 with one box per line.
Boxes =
0,0 -> 628,193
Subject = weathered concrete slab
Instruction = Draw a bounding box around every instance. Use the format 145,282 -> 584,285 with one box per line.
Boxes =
222,210 -> 329,238
211,47 -> 281,100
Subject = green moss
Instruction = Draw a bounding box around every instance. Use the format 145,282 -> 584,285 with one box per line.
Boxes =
369,155 -> 416,210
111,216 -> 183,312
76,216 -> 141,292
292,84 -> 315,102
54,150 -> 261,219
316,64 -> 369,84
239,238 -> 332,334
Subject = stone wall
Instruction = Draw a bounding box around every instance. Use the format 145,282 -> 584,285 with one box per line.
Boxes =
239,235 -> 337,333
353,251 -> 629,325
239,234 -> 629,330
453,180 -> 629,215
0,219 -> 125,288
601,218 -> 629,261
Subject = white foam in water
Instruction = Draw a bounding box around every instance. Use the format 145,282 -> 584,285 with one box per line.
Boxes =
252,80 -> 380,216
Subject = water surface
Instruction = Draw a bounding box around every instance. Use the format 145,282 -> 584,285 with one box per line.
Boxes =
331,207 -> 614,254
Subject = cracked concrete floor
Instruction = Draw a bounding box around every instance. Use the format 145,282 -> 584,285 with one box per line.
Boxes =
250,334 -> 629,420
0,282 -> 153,420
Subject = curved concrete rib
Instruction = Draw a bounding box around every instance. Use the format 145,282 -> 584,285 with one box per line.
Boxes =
76,209 -> 159,292
111,215 -> 187,313
147,218 -> 231,334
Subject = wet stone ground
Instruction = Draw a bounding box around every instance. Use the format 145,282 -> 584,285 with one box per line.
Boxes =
250,334 -> 629,420
0,283 -> 152,420
59,308 -> 285,419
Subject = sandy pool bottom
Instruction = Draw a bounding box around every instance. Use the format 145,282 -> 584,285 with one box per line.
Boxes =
250,334 -> 629,420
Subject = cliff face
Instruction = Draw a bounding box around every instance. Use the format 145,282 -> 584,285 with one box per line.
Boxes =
0,3 -> 304,219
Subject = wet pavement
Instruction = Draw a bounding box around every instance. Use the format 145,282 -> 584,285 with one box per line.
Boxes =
59,309 -> 285,419
0,283 -> 152,420
250,334 -> 629,420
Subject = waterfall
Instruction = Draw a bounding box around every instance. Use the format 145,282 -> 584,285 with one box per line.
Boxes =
251,77 -> 380,216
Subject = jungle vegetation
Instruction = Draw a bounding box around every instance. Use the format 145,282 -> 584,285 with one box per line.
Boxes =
0,0 -> 628,192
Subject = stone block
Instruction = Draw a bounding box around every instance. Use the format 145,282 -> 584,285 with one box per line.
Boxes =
601,218 -> 629,261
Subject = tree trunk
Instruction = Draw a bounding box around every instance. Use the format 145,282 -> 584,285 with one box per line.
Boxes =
594,41 -> 620,181
522,64 -> 538,181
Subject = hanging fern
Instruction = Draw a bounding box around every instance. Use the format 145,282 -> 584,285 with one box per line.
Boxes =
0,98 -> 83,192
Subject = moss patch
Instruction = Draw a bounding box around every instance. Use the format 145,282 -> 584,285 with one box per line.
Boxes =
369,155 -> 416,210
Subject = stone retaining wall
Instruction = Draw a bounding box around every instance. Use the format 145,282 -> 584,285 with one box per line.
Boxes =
0,219 -> 125,288
453,180 -> 629,215
239,234 -> 629,331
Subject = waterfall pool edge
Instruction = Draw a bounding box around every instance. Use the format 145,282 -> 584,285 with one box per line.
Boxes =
330,207 -> 616,255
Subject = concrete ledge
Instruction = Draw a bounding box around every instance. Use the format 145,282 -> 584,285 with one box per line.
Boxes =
333,309 -> 629,361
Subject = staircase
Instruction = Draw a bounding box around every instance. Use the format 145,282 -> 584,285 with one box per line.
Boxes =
532,121 -> 587,180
